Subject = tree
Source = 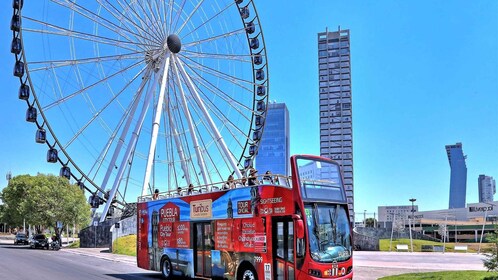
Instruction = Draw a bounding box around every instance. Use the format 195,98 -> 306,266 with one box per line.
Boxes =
1,174 -> 91,233
365,218 -> 377,228
0,203 -> 9,229
483,227 -> 498,272
393,217 -> 405,237
437,223 -> 448,242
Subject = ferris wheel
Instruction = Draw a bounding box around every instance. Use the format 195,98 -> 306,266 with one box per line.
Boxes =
11,0 -> 269,220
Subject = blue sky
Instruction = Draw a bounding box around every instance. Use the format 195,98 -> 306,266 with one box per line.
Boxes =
1,1 -> 497,219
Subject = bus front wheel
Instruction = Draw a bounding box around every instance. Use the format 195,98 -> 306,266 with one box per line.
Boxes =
238,264 -> 258,280
160,257 -> 173,279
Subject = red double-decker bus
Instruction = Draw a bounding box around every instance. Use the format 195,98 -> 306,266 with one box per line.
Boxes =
137,155 -> 353,279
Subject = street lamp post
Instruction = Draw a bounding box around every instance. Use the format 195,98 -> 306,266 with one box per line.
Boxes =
409,198 -> 416,224
409,198 -> 416,252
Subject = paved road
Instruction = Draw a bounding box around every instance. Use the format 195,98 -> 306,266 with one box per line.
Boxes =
0,237 -> 489,279
0,241 -> 156,280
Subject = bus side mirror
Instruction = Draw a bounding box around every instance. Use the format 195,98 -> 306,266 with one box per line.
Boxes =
295,219 -> 304,239
295,218 -> 305,258
296,238 -> 304,258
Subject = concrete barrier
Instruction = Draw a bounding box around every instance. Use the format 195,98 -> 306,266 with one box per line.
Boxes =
396,244 -> 409,251
421,245 -> 433,252
433,245 -> 444,252
454,245 -> 468,252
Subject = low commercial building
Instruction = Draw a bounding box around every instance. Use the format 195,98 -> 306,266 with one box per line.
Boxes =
378,202 -> 498,242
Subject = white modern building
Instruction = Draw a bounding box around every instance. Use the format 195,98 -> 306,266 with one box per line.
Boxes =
298,161 -> 320,181
378,205 -> 419,228
318,27 -> 354,220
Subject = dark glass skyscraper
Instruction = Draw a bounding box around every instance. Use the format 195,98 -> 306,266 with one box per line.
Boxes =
446,142 -> 467,209
318,27 -> 354,219
255,102 -> 290,176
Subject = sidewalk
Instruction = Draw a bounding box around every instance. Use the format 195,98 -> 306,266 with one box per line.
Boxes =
62,247 -> 136,265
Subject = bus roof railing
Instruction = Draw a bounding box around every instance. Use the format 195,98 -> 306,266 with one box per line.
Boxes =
138,174 -> 293,202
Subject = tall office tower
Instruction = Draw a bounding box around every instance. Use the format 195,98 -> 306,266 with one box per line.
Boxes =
478,175 -> 496,203
446,142 -> 467,209
318,27 -> 354,219
255,102 -> 290,176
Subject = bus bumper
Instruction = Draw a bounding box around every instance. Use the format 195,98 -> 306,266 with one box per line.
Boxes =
307,272 -> 353,280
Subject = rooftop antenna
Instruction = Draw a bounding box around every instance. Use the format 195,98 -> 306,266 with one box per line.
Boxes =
6,171 -> 12,182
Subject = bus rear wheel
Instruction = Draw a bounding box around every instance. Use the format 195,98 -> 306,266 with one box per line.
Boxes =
160,257 -> 173,279
238,265 -> 257,280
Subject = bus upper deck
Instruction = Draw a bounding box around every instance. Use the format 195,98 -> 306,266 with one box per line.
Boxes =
138,173 -> 293,202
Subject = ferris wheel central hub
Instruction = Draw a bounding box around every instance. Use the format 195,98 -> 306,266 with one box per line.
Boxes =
166,34 -> 181,53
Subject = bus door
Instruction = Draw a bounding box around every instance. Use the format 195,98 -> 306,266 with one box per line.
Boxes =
272,217 -> 295,280
194,222 -> 212,277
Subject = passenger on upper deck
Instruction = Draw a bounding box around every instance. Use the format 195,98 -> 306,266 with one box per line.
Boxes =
223,175 -> 235,190
187,183 -> 194,195
248,168 -> 258,186
236,177 -> 247,188
177,187 -> 182,196
152,189 -> 159,200
263,170 -> 274,184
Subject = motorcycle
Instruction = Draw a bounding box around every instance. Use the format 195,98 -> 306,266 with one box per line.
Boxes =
50,237 -> 61,251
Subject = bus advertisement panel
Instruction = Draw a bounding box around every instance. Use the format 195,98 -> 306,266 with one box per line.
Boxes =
137,184 -> 294,279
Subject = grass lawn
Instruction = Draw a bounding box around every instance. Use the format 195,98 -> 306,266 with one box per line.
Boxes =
379,239 -> 495,253
112,234 -> 136,257
66,240 -> 80,248
379,270 -> 498,280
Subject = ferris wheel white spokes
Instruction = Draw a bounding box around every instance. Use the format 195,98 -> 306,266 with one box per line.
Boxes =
174,55 -> 245,177
12,0 -> 270,220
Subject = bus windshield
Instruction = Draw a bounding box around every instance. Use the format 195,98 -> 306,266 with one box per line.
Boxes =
296,158 -> 344,201
305,204 -> 352,263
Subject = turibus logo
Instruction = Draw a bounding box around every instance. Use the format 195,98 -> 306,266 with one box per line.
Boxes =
190,199 -> 213,219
